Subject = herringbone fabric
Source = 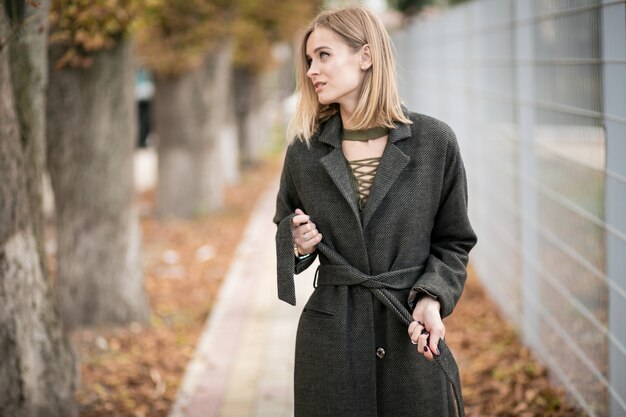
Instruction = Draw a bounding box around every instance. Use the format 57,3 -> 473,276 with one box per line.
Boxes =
273,108 -> 477,417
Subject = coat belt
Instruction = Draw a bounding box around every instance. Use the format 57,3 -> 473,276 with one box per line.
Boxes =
315,264 -> 423,290
314,263 -> 465,417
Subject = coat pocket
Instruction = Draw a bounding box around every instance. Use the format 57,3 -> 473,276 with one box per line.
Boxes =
302,306 -> 334,319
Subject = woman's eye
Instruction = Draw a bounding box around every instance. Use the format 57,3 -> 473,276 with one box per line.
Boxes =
320,52 -> 329,59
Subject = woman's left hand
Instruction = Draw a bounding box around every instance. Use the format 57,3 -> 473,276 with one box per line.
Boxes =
408,296 -> 444,361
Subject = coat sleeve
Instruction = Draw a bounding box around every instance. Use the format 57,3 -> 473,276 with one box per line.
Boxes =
408,128 -> 477,318
273,147 -> 318,305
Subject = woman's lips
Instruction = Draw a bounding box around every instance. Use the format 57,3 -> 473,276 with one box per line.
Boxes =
314,82 -> 327,92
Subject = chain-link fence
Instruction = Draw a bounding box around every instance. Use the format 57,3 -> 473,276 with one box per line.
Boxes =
393,1 -> 626,415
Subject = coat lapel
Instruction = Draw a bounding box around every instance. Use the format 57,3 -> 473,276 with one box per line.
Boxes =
320,148 -> 363,226
361,122 -> 412,229
317,112 -> 413,232
318,115 -> 363,230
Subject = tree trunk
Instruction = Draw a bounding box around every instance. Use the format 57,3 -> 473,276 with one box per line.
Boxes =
234,68 -> 269,168
0,4 -> 77,416
8,0 -> 49,273
47,40 -> 150,327
154,44 -> 233,218
220,48 -> 239,185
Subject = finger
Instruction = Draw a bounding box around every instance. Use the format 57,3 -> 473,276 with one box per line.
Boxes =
292,209 -> 310,226
421,333 -> 435,361
408,321 -> 419,337
417,333 -> 428,353
292,228 -> 305,243
298,222 -> 317,235
300,228 -> 317,244
409,323 -> 425,344
428,324 -> 445,356
423,346 -> 434,361
292,214 -> 310,227
417,333 -> 429,355
302,233 -> 322,249
293,227 -> 309,247
298,233 -> 322,254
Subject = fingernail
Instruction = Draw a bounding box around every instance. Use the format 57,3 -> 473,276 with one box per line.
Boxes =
435,348 -> 440,355
423,346 -> 429,352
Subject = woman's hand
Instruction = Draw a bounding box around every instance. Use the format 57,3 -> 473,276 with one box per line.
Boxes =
408,296 -> 444,361
292,208 -> 322,256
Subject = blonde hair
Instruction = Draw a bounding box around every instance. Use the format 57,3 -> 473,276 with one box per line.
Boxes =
286,7 -> 411,145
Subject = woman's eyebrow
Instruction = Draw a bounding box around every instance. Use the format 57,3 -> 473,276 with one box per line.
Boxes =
313,46 -> 331,53
306,46 -> 332,58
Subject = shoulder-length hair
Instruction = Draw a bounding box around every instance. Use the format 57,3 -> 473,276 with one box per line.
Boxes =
286,7 -> 411,145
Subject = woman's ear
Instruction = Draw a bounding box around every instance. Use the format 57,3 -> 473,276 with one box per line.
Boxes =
360,44 -> 372,71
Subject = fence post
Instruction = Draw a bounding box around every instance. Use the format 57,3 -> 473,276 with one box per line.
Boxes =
514,0 -> 539,349
601,1 -> 626,415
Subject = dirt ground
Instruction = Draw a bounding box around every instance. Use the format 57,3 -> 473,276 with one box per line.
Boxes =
71,153 -> 585,417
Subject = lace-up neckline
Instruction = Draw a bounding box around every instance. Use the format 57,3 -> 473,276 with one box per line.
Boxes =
346,156 -> 381,211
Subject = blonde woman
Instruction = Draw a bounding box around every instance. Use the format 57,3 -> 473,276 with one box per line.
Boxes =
274,7 -> 477,417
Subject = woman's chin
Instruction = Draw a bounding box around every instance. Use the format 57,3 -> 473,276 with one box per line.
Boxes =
317,97 -> 331,105
316,93 -> 336,106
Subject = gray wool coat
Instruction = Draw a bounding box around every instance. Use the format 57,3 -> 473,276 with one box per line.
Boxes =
273,108 -> 477,417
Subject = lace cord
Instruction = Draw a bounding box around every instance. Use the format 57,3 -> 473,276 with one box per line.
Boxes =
347,156 -> 381,209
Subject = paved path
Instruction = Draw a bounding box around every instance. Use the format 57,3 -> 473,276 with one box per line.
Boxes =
168,177 -> 315,417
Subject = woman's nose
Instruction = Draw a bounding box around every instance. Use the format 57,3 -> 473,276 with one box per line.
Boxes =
307,62 -> 318,78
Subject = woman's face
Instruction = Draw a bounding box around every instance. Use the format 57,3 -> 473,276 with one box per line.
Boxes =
305,27 -> 367,111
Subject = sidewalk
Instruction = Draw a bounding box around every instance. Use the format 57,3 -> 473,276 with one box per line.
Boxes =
168,177 -> 315,417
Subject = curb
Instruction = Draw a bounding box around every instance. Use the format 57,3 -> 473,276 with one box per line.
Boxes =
167,179 -> 279,417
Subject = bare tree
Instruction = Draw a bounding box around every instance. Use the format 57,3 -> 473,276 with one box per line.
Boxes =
153,44 -> 233,217
0,2 -> 77,415
47,36 -> 150,327
135,0 -> 237,217
233,67 -> 269,168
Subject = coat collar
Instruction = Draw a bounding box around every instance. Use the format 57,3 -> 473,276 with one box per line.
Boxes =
316,107 -> 413,148
318,108 -> 413,258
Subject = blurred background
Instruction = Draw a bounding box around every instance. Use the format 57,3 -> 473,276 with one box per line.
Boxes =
1,0 -> 624,416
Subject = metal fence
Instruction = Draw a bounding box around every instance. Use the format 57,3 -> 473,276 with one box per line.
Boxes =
392,1 -> 626,415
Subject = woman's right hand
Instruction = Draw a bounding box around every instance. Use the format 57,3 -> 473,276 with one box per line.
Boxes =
292,208 -> 322,256
408,296 -> 444,361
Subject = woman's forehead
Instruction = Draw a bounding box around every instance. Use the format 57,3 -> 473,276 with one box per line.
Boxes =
306,27 -> 344,55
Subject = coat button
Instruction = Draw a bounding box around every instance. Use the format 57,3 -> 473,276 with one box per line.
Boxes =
376,347 -> 385,359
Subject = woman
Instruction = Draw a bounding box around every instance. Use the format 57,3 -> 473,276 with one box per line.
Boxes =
274,7 -> 477,417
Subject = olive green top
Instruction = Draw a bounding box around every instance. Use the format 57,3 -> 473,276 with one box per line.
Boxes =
341,126 -> 388,211
347,156 -> 381,211
342,126 -> 390,141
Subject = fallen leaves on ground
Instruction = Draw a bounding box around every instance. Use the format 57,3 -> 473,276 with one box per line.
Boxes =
71,152 -> 584,417
447,268 -> 585,417
72,154 -> 283,417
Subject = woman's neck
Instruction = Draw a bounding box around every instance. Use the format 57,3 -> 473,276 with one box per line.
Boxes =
339,102 -> 357,129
